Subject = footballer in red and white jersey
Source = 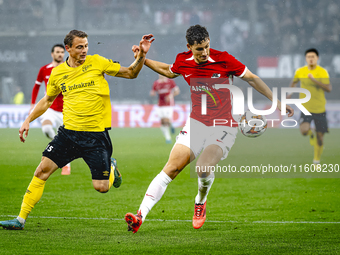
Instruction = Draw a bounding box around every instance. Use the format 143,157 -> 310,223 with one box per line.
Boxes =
152,78 -> 177,106
31,63 -> 63,112
170,48 -> 247,127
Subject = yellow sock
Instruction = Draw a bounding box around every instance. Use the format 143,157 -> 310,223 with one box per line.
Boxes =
108,164 -> 115,190
308,130 -> 316,146
19,176 -> 46,220
313,144 -> 324,162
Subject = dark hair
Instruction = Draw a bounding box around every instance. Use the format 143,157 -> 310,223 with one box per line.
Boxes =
186,24 -> 209,45
64,30 -> 88,47
51,44 -> 65,53
305,48 -> 319,56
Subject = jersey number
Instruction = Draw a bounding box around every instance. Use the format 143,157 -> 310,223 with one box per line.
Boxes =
46,145 -> 53,152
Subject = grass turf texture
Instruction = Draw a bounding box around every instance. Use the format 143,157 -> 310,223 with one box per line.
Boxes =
0,127 -> 339,254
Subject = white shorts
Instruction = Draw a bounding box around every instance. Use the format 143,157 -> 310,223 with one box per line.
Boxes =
156,106 -> 174,120
175,118 -> 238,160
40,108 -> 63,128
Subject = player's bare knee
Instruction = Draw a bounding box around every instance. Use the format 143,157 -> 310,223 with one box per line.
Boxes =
163,162 -> 182,178
196,164 -> 214,178
301,129 -> 309,136
34,164 -> 44,178
299,123 -> 309,135
94,187 -> 109,193
97,189 -> 109,193
93,183 -> 109,193
34,163 -> 52,180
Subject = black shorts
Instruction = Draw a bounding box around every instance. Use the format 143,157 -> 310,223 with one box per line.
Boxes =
42,126 -> 113,180
300,112 -> 328,133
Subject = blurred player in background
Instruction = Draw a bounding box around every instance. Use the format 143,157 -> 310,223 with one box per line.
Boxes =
0,30 -> 154,230
288,48 -> 332,165
13,86 -> 25,105
29,44 -> 71,175
150,74 -> 180,143
125,25 -> 294,233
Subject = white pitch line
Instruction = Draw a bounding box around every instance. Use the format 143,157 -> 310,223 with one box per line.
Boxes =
1,215 -> 340,224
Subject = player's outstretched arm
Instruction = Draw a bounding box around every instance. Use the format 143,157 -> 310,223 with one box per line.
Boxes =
19,94 -> 57,143
130,45 -> 179,79
116,34 -> 154,79
145,59 -> 179,79
241,69 -> 294,117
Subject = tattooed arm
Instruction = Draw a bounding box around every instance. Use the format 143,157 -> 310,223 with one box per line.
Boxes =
115,34 -> 154,79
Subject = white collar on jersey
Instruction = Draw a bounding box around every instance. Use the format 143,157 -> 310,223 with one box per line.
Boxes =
185,55 -> 216,62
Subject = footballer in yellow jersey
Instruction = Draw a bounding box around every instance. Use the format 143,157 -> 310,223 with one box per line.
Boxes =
289,48 -> 332,165
47,54 -> 120,132
293,64 -> 329,114
0,30 -> 154,230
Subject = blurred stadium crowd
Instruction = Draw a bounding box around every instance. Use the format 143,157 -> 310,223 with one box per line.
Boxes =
1,0 -> 339,55
255,0 -> 340,55
0,0 -> 339,104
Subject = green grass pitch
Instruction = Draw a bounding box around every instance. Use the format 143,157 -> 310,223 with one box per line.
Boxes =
0,127 -> 339,254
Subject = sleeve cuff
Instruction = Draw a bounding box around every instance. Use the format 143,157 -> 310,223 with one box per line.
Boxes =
169,65 -> 180,75
169,65 -> 174,73
237,66 -> 248,78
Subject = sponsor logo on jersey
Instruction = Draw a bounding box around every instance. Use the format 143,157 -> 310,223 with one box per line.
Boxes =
211,73 -> 221,78
68,80 -> 95,91
199,87 -> 223,107
62,75 -> 69,80
61,83 -> 67,92
82,64 -> 92,72
190,82 -> 220,92
190,85 -> 211,91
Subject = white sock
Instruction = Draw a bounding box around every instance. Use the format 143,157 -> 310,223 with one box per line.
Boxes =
41,125 -> 55,140
139,171 -> 172,220
195,172 -> 215,204
16,216 -> 25,225
160,125 -> 171,141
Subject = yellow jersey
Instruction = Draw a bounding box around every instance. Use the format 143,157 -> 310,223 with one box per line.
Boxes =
47,54 -> 121,132
293,65 -> 330,113
13,91 -> 24,105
